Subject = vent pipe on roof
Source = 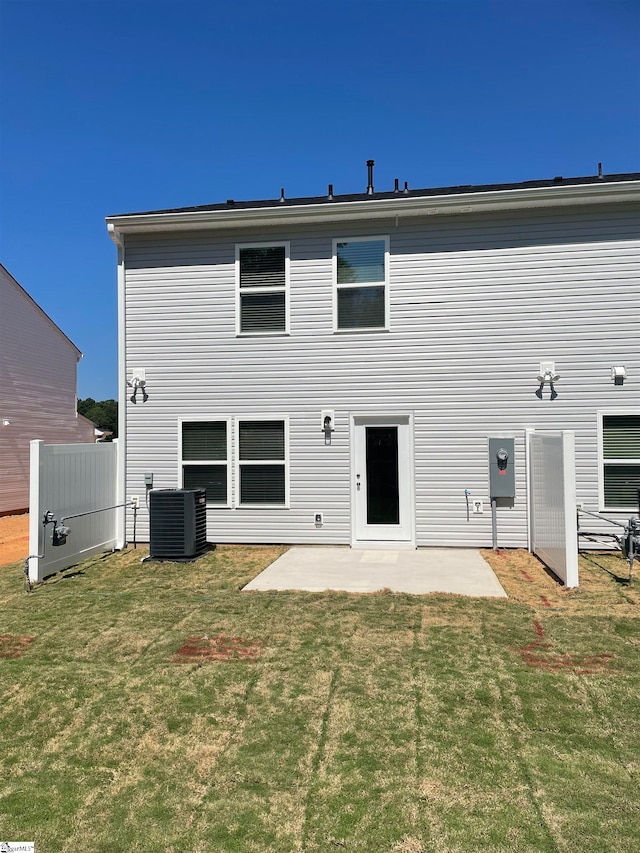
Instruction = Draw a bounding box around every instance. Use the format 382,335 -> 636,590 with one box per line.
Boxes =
403,181 -> 409,194
328,183 -> 334,200
393,178 -> 400,193
598,162 -> 603,179
279,188 -> 286,203
366,160 -> 375,195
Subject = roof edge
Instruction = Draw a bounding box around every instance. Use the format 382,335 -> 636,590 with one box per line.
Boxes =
106,174 -> 640,234
0,263 -> 83,359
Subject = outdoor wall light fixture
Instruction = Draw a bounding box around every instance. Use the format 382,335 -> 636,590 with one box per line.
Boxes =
321,410 -> 335,445
536,362 -> 559,400
611,365 -> 626,386
127,369 -> 148,404
321,410 -> 335,433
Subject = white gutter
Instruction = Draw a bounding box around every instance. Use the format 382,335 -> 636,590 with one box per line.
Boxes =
105,180 -> 640,234
107,224 -> 127,549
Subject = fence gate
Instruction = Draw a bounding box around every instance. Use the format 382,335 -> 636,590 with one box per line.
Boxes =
28,440 -> 121,582
528,430 -> 579,588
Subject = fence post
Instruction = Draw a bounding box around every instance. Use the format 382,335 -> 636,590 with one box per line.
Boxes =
114,438 -> 125,550
562,430 -> 579,588
525,428 -> 535,553
28,440 -> 44,583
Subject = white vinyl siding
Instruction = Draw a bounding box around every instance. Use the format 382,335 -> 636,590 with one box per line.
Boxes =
333,237 -> 389,331
236,419 -> 288,507
122,201 -> 640,546
180,419 -> 231,506
236,242 -> 289,335
598,412 -> 640,510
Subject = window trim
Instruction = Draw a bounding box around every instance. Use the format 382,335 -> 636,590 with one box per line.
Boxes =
235,241 -> 290,336
597,409 -> 640,511
332,235 -> 390,333
235,416 -> 290,508
178,417 -> 232,508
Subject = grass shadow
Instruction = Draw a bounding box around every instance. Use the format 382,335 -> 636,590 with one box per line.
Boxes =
581,552 -> 633,585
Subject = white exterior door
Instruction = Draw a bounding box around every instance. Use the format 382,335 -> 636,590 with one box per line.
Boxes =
353,415 -> 414,545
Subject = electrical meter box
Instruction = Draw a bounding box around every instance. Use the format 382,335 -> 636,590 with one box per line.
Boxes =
489,437 -> 515,498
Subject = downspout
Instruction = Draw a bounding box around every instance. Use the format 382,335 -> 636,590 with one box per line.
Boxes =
108,223 -> 127,549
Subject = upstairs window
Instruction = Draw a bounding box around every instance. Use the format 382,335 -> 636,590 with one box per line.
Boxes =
334,237 -> 389,331
600,413 -> 640,510
237,419 -> 287,506
237,243 -> 289,334
181,420 -> 230,505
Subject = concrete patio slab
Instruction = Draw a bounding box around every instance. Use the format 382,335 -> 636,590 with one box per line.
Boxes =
242,547 -> 507,597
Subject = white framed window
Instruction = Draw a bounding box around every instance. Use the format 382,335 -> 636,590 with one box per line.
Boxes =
597,411 -> 640,510
333,236 -> 389,331
236,418 -> 289,507
236,242 -> 289,335
180,419 -> 231,506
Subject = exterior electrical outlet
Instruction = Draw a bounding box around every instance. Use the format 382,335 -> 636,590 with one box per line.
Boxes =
489,438 -> 515,498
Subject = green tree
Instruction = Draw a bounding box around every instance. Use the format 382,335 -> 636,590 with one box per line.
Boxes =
77,398 -> 118,438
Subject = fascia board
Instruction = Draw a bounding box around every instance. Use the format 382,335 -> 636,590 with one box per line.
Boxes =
105,181 -> 640,234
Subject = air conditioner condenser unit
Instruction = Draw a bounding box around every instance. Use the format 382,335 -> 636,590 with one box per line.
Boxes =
149,489 -> 207,559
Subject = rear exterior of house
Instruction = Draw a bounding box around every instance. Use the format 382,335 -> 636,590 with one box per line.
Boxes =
0,264 -> 96,515
107,172 -> 640,549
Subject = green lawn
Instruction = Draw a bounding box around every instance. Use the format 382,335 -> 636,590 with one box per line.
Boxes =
1,545 -> 639,852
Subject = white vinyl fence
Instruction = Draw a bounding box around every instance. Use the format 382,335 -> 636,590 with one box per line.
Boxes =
528,430 -> 579,588
28,440 -> 121,582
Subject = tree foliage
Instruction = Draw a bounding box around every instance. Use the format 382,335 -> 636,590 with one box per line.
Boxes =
77,398 -> 118,438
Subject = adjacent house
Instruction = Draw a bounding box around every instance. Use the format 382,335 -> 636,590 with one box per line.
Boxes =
106,169 -> 640,549
0,264 -> 95,515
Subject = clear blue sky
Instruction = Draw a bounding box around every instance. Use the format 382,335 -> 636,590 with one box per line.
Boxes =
1,0 -> 638,401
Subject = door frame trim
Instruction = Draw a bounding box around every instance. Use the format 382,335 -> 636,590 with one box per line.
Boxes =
349,412 -> 416,549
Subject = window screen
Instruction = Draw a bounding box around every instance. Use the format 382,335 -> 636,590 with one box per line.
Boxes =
337,240 -> 385,284
239,292 -> 286,333
240,247 -> 286,287
181,421 -> 228,504
335,239 -> 387,330
602,415 -> 640,508
238,420 -> 286,505
238,245 -> 287,333
182,422 -> 227,461
337,286 -> 385,329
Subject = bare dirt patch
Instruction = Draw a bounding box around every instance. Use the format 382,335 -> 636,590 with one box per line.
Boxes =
0,513 -> 29,566
0,634 -> 35,658
481,547 -> 640,613
512,619 -> 616,674
172,635 -> 262,663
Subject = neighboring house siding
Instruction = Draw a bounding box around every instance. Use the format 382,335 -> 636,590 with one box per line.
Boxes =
122,203 -> 640,546
0,266 -> 95,515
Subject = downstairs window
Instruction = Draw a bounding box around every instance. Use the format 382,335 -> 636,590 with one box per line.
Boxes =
237,419 -> 287,506
600,413 -> 640,510
181,420 -> 230,505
